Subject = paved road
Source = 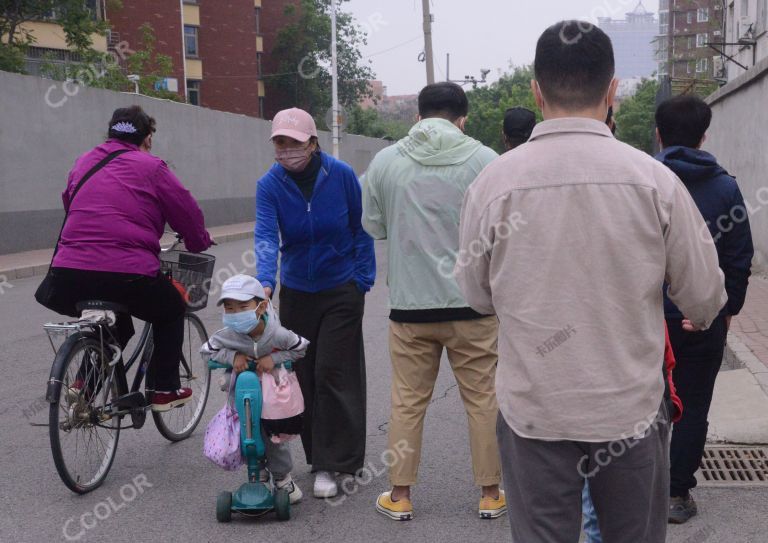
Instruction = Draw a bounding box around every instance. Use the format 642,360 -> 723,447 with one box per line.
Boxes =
0,238 -> 765,542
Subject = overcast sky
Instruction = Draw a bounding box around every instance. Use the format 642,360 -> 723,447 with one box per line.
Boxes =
345,0 -> 660,95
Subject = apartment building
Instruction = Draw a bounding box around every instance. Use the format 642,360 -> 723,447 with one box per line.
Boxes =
656,0 -> 725,81
19,0 -> 108,76
109,0 -> 280,118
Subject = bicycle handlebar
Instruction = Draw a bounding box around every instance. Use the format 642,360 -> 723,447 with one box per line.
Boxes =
207,360 -> 293,371
161,231 -> 216,253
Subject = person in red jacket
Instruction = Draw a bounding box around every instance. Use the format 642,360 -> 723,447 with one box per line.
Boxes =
664,323 -> 683,423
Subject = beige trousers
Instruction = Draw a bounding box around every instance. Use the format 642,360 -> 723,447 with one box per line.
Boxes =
387,316 -> 501,487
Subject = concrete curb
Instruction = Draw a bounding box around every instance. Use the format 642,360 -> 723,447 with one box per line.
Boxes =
0,223 -> 255,282
727,333 -> 768,397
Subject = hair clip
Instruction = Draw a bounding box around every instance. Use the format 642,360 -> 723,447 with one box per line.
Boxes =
111,122 -> 137,134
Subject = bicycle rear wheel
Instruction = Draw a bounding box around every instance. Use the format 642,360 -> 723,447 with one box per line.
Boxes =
49,333 -> 121,494
153,313 -> 211,441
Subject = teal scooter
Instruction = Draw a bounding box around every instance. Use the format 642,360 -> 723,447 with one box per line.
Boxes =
208,360 -> 290,522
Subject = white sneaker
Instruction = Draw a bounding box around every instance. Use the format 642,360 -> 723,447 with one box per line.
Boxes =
276,474 -> 303,504
313,470 -> 338,498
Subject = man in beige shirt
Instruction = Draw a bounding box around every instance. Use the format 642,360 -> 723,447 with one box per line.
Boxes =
455,21 -> 726,543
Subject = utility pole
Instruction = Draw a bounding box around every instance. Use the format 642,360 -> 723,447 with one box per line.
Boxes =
421,0 -> 435,85
331,1 -> 340,158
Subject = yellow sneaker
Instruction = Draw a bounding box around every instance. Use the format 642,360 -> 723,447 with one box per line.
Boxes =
479,490 -> 507,519
376,491 -> 413,521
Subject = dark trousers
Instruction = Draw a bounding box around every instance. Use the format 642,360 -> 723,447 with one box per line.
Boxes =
667,315 -> 728,498
498,405 -> 670,543
50,267 -> 186,391
279,281 -> 366,474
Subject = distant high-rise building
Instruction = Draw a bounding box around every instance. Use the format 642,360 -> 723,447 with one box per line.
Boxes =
599,2 -> 658,79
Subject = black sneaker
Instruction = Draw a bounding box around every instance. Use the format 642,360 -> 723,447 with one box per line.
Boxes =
668,494 -> 698,524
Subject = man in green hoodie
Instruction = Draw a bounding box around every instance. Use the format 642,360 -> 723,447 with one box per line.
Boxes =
362,82 -> 504,521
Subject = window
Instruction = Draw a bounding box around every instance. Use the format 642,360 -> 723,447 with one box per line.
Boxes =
687,11 -> 694,24
697,33 -> 708,47
256,52 -> 263,76
259,96 -> 265,119
255,7 -> 261,34
696,58 -> 709,73
184,25 -> 199,57
687,61 -> 694,74
688,35 -> 695,49
660,0 -> 669,10
697,8 -> 709,22
187,80 -> 201,105
660,12 -> 669,33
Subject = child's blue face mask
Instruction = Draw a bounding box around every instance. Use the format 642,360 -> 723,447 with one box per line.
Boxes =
222,302 -> 268,334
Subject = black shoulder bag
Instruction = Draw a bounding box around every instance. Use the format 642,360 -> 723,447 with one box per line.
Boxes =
34,149 -> 131,315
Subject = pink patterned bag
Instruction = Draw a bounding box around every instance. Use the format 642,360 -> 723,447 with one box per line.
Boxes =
261,366 -> 305,444
203,377 -> 243,471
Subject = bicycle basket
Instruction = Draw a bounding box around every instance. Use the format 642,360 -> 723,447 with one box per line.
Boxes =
159,251 -> 216,312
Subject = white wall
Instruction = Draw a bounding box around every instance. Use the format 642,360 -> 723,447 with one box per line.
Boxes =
705,54 -> 768,271
0,71 -> 391,254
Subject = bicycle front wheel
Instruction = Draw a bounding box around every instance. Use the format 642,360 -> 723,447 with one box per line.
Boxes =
49,333 -> 121,494
153,313 -> 211,441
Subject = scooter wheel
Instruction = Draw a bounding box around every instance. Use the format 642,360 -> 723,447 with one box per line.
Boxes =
275,488 -> 290,521
216,491 -> 233,523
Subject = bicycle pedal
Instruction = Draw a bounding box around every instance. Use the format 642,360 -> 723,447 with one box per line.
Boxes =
130,408 -> 147,429
113,391 -> 146,410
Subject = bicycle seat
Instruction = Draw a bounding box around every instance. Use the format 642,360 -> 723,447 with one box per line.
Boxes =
75,300 -> 129,314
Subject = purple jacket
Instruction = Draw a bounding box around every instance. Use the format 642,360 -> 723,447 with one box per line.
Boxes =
53,139 -> 212,276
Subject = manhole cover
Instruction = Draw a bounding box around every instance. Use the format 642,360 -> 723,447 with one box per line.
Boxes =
697,446 -> 768,486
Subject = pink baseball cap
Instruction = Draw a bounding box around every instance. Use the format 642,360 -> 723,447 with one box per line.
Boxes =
270,108 -> 318,143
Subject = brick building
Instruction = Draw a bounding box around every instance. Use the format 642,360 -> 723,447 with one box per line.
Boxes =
108,0 -> 297,118
656,0 -> 725,81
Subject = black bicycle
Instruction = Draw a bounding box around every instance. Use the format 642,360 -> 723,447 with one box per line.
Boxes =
44,237 -> 216,494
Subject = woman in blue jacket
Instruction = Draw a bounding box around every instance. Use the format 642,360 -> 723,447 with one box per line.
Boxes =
255,108 -> 376,498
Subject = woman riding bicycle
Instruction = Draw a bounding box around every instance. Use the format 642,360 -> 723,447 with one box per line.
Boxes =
43,105 -> 213,412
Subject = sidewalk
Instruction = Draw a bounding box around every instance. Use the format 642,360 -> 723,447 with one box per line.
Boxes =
710,273 -> 768,444
0,221 -> 255,281
729,273 -> 768,377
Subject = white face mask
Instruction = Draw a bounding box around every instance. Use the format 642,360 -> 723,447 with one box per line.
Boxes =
275,144 -> 313,172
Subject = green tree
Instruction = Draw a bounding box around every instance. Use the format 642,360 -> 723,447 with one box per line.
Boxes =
123,23 -> 183,101
614,78 -> 660,154
0,0 -> 109,73
267,0 -> 374,119
464,65 -> 541,153
346,105 -> 410,140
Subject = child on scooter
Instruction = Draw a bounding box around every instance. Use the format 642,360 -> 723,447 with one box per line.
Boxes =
201,274 -> 309,504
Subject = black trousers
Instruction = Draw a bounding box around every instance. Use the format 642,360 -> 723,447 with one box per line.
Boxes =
49,267 -> 186,391
667,315 -> 728,498
279,281 -> 366,474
